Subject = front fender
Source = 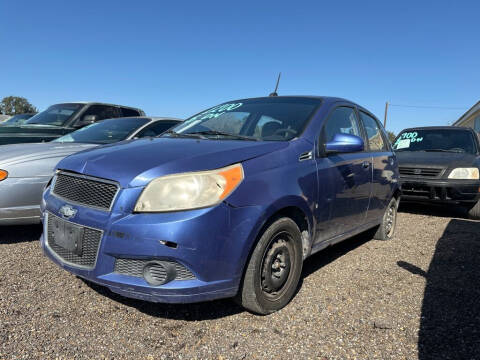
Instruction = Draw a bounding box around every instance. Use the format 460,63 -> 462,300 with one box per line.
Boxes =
230,194 -> 315,278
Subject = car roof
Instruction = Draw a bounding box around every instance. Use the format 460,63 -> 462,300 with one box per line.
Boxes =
221,95 -> 378,118
225,95 -> 347,103
98,116 -> 183,123
400,126 -> 475,132
148,117 -> 183,122
51,102 -> 143,111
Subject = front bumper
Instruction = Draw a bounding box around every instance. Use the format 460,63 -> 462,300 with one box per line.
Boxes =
41,187 -> 263,304
400,177 -> 480,204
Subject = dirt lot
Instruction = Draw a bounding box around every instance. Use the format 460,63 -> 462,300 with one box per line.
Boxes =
1,203 -> 479,360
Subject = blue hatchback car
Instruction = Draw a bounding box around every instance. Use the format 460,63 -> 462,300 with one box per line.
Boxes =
41,96 -> 400,314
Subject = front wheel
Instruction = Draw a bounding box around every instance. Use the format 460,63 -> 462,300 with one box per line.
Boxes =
374,197 -> 399,240
236,218 -> 303,315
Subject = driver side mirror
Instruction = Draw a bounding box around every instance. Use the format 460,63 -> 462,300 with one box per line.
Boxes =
75,114 -> 98,128
325,133 -> 364,154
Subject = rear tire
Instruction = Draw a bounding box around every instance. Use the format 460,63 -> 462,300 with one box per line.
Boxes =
467,200 -> 480,220
236,217 -> 303,315
374,197 -> 398,240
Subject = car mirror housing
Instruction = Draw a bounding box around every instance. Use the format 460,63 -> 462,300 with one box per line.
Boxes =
325,133 -> 364,154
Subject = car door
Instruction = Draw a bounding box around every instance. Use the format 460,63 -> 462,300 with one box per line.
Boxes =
314,105 -> 373,243
358,110 -> 395,222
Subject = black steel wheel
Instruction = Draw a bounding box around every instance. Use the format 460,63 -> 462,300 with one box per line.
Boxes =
236,217 -> 303,314
374,196 -> 399,240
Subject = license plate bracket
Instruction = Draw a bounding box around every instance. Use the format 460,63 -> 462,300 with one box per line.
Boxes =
51,216 -> 84,256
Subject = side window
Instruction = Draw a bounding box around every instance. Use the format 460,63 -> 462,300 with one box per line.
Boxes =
81,105 -> 119,121
359,111 -> 387,151
120,107 -> 141,117
323,107 -> 361,143
136,121 -> 179,138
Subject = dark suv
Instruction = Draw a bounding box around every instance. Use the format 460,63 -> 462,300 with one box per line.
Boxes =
394,126 -> 480,218
0,102 -> 145,145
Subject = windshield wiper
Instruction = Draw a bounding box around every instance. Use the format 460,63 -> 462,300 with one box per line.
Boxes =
187,130 -> 259,141
162,130 -> 207,139
26,122 -> 60,127
423,149 -> 464,153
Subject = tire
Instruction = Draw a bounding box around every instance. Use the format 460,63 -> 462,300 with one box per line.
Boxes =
467,200 -> 480,220
236,217 -> 303,315
374,197 -> 399,240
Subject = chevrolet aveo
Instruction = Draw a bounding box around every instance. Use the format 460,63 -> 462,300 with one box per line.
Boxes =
41,96 -> 400,314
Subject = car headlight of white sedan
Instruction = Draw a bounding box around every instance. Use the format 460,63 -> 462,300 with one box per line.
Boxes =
448,167 -> 480,180
134,163 -> 244,212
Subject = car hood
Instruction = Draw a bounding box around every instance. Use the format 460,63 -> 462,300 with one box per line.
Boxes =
0,142 -> 98,167
57,137 -> 289,188
0,125 -> 67,145
0,124 -> 63,132
396,151 -> 478,169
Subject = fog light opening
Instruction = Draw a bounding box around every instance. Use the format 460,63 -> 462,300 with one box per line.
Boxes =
143,261 -> 176,286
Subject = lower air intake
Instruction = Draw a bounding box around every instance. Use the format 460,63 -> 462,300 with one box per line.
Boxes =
114,258 -> 195,286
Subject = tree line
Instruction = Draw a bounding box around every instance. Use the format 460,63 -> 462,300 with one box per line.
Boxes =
0,96 -> 37,115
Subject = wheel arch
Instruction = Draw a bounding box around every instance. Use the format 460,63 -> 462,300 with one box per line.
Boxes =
235,196 -> 315,289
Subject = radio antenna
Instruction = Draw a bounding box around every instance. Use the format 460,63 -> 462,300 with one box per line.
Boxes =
269,72 -> 281,97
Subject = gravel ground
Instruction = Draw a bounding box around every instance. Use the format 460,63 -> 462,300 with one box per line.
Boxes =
1,203 -> 479,359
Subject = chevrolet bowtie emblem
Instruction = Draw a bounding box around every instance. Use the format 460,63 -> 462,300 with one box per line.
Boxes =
59,205 -> 77,219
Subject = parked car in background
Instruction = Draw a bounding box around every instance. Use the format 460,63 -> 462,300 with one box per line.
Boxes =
41,96 -> 399,314
0,113 -> 36,126
0,115 -> 11,123
0,116 -> 181,225
393,126 -> 480,218
0,102 -> 145,145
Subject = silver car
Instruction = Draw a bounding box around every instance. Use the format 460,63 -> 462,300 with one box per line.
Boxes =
0,116 -> 181,225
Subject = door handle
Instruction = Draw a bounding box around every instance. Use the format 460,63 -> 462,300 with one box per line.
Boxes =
362,161 -> 370,168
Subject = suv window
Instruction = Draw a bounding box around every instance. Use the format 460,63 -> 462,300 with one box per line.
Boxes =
323,106 -> 361,143
120,107 -> 141,117
359,111 -> 387,151
81,105 -> 119,121
136,121 -> 180,138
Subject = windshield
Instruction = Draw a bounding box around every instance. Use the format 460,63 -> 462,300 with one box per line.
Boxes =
393,129 -> 477,154
53,117 -> 149,144
2,113 -> 35,126
166,97 -> 321,141
26,103 -> 83,126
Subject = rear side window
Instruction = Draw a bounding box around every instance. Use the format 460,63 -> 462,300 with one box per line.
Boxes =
323,107 -> 361,142
359,111 -> 387,151
81,105 -> 119,121
120,107 -> 141,117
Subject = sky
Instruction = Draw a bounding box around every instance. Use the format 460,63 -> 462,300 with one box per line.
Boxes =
1,0 -> 479,134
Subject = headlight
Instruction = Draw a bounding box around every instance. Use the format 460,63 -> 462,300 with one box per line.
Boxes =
0,169 -> 8,181
448,167 -> 479,180
134,163 -> 244,212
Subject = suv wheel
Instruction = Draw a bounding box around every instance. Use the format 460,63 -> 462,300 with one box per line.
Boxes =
236,218 -> 303,315
374,197 -> 399,240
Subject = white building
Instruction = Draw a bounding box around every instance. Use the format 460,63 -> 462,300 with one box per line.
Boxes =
453,100 -> 480,131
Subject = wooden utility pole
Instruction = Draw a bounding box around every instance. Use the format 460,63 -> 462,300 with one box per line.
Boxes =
383,101 -> 389,128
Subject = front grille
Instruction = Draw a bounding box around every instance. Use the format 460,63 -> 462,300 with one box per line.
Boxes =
46,213 -> 102,268
53,172 -> 119,210
114,258 -> 195,281
399,167 -> 444,178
